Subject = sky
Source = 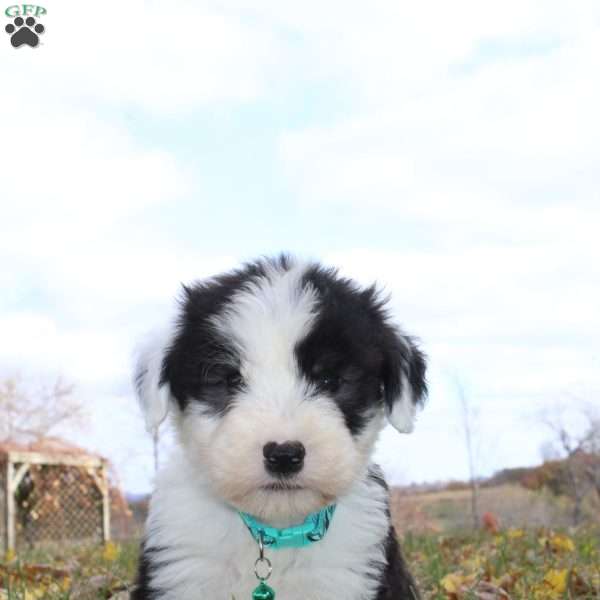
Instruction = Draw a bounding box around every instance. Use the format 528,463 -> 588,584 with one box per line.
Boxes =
1,0 -> 599,494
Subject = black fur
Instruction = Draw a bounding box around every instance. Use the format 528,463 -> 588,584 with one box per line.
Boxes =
368,465 -> 420,599
159,256 -> 426,432
137,255 -> 426,599
131,544 -> 167,600
375,528 -> 421,600
381,329 -> 427,421
160,257 -> 279,415
297,263 -> 427,435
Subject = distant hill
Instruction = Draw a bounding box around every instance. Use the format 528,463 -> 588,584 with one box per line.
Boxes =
391,454 -> 600,532
395,452 -> 600,496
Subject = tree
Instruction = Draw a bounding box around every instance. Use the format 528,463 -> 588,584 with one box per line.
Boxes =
540,403 -> 600,526
0,375 -> 87,443
579,409 -> 600,495
454,376 -> 480,530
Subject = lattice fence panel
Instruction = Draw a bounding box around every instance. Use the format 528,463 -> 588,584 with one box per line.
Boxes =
0,463 -> 6,552
15,463 -> 103,549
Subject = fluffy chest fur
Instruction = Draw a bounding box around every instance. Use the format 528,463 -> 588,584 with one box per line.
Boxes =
136,453 -> 391,600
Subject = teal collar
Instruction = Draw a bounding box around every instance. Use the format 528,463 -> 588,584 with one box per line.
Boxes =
239,505 -> 337,550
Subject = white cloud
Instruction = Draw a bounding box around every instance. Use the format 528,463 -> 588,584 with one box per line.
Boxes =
216,0 -> 600,105
278,2 -> 600,231
1,0 -> 260,492
277,1 -> 600,487
1,0 -> 283,115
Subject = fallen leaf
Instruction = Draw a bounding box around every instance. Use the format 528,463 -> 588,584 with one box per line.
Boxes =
441,572 -> 465,594
549,534 -> 575,553
544,568 -> 568,595
103,541 -> 120,562
506,528 -> 524,539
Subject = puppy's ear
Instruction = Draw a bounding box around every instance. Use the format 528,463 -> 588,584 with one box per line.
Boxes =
382,330 -> 427,433
133,328 -> 173,433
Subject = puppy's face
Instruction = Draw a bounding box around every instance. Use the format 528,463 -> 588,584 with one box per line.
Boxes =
136,257 -> 426,525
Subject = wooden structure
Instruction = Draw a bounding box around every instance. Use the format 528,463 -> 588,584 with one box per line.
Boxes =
1,439 -> 110,552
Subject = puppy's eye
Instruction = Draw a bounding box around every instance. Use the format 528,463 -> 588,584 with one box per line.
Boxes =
204,369 -> 243,390
317,374 -> 341,393
226,371 -> 243,389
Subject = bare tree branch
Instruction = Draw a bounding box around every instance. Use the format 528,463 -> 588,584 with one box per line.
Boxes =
539,401 -> 600,526
0,375 -> 87,444
454,376 -> 480,530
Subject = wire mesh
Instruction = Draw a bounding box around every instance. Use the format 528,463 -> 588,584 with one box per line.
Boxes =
14,463 -> 103,549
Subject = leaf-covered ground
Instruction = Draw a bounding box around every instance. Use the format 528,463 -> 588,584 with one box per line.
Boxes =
1,528 -> 599,598
404,528 -> 600,599
0,541 -> 137,599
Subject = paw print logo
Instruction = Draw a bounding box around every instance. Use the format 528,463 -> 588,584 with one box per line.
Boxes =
5,16 -> 45,48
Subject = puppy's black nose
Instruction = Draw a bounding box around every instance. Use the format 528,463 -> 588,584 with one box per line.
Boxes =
263,441 -> 305,476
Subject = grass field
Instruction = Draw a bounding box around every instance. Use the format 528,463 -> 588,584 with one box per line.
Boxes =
390,484 -> 595,532
1,527 -> 598,599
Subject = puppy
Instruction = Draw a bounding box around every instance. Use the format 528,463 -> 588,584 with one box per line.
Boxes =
132,255 -> 426,600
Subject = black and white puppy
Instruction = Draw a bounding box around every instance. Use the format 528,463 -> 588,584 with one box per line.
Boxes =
132,255 -> 426,600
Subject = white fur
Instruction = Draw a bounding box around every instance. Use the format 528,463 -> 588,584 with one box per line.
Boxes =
387,374 -> 417,433
211,260 -> 318,377
134,325 -> 176,433
145,449 -> 390,600
136,261 -> 413,599
175,262 -> 375,523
